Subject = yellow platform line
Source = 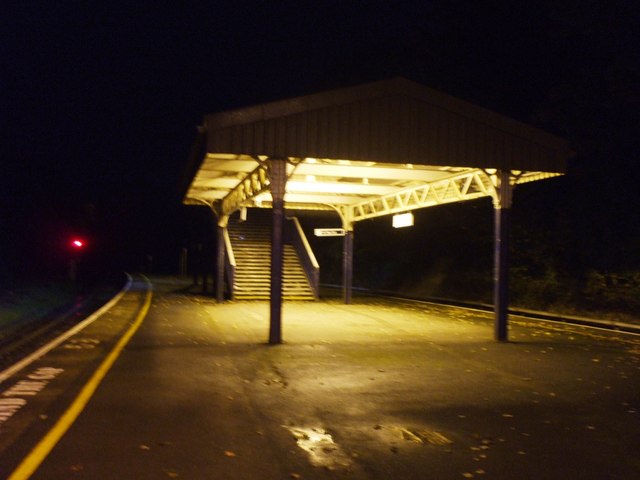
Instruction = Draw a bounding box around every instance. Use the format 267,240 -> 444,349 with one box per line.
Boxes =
8,276 -> 153,480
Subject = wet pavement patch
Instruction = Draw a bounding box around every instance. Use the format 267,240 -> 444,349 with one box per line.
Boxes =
283,425 -> 353,469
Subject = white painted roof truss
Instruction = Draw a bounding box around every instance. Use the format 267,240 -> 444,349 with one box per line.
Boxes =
183,154 -> 559,223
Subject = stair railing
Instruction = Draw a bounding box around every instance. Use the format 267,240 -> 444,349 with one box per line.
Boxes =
223,227 -> 236,299
288,217 -> 320,298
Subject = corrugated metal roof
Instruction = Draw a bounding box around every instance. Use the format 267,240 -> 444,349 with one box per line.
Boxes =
203,77 -> 571,173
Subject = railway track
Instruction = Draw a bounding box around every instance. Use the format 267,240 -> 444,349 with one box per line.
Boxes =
0,285 -> 120,372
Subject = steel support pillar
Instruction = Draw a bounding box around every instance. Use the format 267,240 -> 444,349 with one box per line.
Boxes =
492,170 -> 514,342
269,158 -> 287,344
342,227 -> 354,304
215,215 -> 229,304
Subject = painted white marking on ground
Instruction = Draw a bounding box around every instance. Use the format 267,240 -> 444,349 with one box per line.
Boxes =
62,338 -> 100,350
0,367 -> 64,425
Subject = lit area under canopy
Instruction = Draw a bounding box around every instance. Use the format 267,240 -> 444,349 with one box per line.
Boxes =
183,153 -> 560,221
180,77 -> 573,344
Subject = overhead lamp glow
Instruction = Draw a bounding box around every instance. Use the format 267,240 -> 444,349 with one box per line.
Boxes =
392,212 -> 414,228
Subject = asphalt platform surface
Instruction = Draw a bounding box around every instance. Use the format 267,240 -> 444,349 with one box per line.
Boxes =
1,275 -> 639,479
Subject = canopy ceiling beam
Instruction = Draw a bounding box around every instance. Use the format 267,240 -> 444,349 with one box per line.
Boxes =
220,160 -> 270,216
339,169 -> 495,223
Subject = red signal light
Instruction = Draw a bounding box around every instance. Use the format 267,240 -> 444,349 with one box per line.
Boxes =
71,238 -> 85,249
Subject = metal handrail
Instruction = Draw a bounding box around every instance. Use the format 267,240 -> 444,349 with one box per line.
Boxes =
292,217 -> 318,268
289,217 -> 320,298
223,228 -> 236,299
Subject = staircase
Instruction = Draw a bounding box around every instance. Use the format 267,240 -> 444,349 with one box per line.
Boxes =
227,218 -> 315,300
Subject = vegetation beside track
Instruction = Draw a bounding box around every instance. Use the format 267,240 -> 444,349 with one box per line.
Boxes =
0,282 -> 81,335
0,277 -> 124,371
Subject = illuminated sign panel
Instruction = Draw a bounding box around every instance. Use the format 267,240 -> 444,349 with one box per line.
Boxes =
392,212 -> 414,228
314,228 -> 346,237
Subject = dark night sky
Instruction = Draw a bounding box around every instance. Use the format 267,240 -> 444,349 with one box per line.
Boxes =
2,0 -> 639,280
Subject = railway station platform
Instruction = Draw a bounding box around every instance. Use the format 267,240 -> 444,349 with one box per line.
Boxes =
1,275 -> 639,479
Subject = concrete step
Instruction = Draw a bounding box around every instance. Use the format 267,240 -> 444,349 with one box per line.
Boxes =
228,219 -> 315,301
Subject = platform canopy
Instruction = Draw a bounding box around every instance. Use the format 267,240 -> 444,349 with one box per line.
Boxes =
182,77 -> 573,344
183,77 -> 572,223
